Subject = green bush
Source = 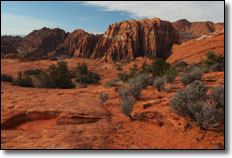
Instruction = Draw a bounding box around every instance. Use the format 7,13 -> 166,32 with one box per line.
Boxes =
35,71 -> 51,88
210,63 -> 224,72
12,72 -> 34,87
75,71 -> 100,84
1,74 -> 13,82
118,72 -> 130,83
174,61 -> 188,67
76,62 -> 88,75
24,69 -> 42,76
75,62 -> 100,85
35,61 -> 75,89
48,61 -> 75,89
151,58 -> 170,78
104,79 -> 119,88
201,51 -> 224,69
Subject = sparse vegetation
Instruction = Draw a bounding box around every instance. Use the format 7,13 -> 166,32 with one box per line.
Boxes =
12,72 -> 34,87
180,68 -> 203,85
75,62 -> 100,84
35,61 -> 75,89
153,76 -> 167,92
128,73 -> 151,99
211,85 -> 224,108
24,69 -> 43,76
104,79 -> 119,88
48,61 -> 75,89
118,72 -> 130,83
201,51 -> 224,69
99,93 -> 109,105
210,63 -> 224,72
120,96 -> 136,120
169,80 -> 224,129
1,74 -> 13,82
151,58 -> 170,78
174,61 -> 188,67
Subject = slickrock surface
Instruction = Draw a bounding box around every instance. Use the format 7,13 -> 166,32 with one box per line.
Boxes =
1,58 -> 224,149
166,30 -> 224,64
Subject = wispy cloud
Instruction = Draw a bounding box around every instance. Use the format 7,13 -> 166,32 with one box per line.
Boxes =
78,17 -> 91,23
78,1 -> 224,22
1,14 -> 66,35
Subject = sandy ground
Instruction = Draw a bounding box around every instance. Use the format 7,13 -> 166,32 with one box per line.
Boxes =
1,56 -> 224,149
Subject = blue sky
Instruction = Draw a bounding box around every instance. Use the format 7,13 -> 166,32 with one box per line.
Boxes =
1,1 -> 224,36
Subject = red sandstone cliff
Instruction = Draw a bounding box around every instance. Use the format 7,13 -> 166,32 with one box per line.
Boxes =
172,19 -> 224,37
52,18 -> 179,61
1,18 -> 224,61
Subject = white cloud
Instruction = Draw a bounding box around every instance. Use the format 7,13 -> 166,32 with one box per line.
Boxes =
1,14 -> 66,35
78,17 -> 91,23
79,1 -> 224,22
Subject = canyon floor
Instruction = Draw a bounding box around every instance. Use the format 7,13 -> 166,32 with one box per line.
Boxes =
1,57 -> 224,149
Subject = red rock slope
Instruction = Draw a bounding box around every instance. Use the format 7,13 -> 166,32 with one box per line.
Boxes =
166,30 -> 224,65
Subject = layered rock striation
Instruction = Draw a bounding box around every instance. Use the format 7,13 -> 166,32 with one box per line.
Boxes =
1,18 -> 224,61
53,18 -> 179,61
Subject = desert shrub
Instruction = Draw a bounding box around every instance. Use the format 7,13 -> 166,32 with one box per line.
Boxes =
75,62 -> 100,85
128,73 -> 151,99
210,63 -> 224,72
1,74 -> 13,82
118,72 -> 130,83
77,83 -> 87,88
117,88 -> 130,99
75,71 -> 100,84
169,80 -> 223,128
201,51 -> 224,68
129,73 -> 151,89
194,103 -> 224,128
35,71 -> 51,88
180,68 -> 203,85
120,97 -> 136,120
174,61 -> 188,67
130,63 -> 138,71
153,76 -> 167,92
12,72 -> 34,87
140,62 -> 153,73
117,66 -> 123,71
104,79 -> 119,88
151,58 -> 170,78
163,67 -> 177,83
24,69 -> 42,76
211,85 -> 224,108
99,93 -> 109,105
48,61 -> 75,89
76,62 -> 88,75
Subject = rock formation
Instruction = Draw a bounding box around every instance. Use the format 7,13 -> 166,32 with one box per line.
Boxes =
52,18 -> 179,61
17,27 -> 67,59
172,19 -> 224,37
1,18 -> 224,61
166,30 -> 224,64
1,36 -> 22,54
